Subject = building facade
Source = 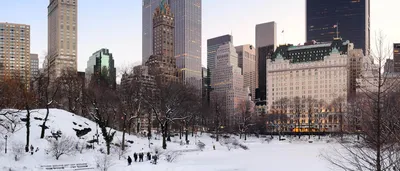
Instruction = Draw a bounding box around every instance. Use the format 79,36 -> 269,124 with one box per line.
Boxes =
306,0 -> 370,55
121,65 -> 157,133
85,48 -> 116,89
236,44 -> 256,101
267,40 -> 353,132
0,22 -> 31,87
394,43 -> 400,72
142,0 -> 202,90
207,35 -> 233,73
47,0 -> 78,79
145,0 -> 178,85
255,21 -> 277,105
201,67 -> 208,103
30,54 -> 39,79
211,42 -> 247,125
384,59 -> 394,73
348,49 -> 364,99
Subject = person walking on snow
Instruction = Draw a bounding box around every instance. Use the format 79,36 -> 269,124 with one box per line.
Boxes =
152,153 -> 158,165
30,145 -> 34,155
127,156 -> 132,165
139,153 -> 144,162
133,152 -> 138,162
147,152 -> 151,161
139,148 -> 144,162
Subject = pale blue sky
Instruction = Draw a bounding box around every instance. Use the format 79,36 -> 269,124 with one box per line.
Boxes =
1,0 -> 399,72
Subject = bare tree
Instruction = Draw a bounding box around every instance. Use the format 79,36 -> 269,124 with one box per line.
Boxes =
305,97 -> 318,139
144,83 -> 194,149
34,67 -> 60,139
96,154 -> 115,171
324,32 -> 400,171
56,70 -> 84,116
84,75 -> 119,155
12,141 -> 25,161
210,92 -> 227,142
0,111 -> 22,133
273,97 -> 290,140
236,99 -> 255,140
330,96 -> 346,140
293,96 -> 304,138
46,135 -> 76,160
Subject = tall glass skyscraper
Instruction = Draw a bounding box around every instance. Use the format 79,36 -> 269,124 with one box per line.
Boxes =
306,0 -> 370,55
142,0 -> 202,90
85,48 -> 116,89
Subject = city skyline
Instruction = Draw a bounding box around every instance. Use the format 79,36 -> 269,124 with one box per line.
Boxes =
1,0 -> 399,74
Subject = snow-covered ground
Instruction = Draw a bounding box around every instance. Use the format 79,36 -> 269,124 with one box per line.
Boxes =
0,109 -> 338,171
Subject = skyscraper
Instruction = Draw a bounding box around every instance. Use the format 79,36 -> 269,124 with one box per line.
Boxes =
0,22 -> 31,87
207,35 -> 233,72
211,42 -> 247,125
85,48 -> 116,89
394,43 -> 400,72
142,0 -> 202,89
255,21 -> 277,105
30,54 -> 39,79
142,0 -> 163,64
169,0 -> 202,90
145,0 -> 178,85
236,44 -> 256,101
47,0 -> 78,78
306,0 -> 370,55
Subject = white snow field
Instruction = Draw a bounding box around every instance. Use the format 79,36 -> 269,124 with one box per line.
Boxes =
0,109 -> 338,171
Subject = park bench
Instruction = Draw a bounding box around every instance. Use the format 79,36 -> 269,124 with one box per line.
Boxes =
39,163 -> 94,170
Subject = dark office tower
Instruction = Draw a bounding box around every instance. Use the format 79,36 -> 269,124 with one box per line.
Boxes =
306,0 -> 370,55
142,0 -> 202,90
169,0 -> 202,90
255,21 -> 276,105
207,35 -> 233,72
206,35 -> 233,102
394,43 -> 400,72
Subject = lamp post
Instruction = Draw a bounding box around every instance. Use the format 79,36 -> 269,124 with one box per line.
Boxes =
4,135 -> 8,154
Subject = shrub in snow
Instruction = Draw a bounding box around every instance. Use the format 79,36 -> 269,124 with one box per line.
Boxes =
11,142 -> 25,161
75,140 -> 86,154
112,141 -> 129,160
0,141 -> 4,155
197,141 -> 205,151
46,135 -> 76,160
164,151 -> 181,163
0,112 -> 23,133
238,144 -> 249,150
96,154 -> 114,171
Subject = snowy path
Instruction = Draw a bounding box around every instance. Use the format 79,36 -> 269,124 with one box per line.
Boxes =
111,141 -> 335,171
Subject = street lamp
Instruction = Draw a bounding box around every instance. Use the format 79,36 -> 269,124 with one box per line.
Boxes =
4,135 -> 8,154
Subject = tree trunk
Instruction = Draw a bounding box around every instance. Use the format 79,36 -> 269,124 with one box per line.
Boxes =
185,128 -> 189,144
179,126 -> 182,139
244,133 -> 247,141
121,114 -> 127,151
162,122 -> 168,149
40,106 -> 50,139
25,105 -> 31,152
191,117 -> 195,137
216,126 -> 219,142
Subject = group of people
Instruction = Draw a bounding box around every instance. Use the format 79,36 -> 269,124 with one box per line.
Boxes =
127,149 -> 158,165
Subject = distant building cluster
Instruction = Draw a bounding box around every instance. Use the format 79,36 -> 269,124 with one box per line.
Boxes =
4,0 -> 400,133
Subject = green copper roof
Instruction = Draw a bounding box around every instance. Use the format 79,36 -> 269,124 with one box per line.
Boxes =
160,0 -> 166,13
